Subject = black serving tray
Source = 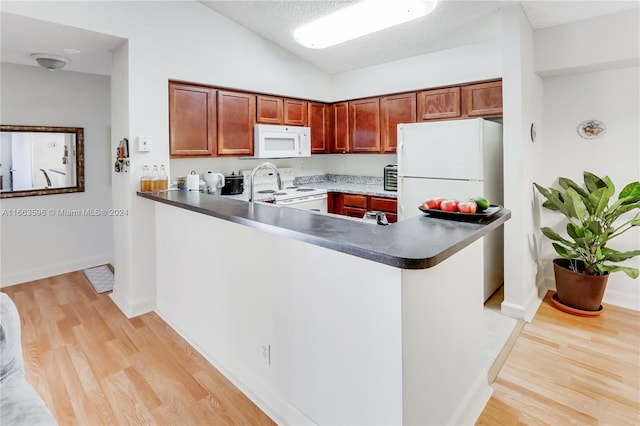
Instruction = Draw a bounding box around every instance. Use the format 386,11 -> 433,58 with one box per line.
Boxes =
418,204 -> 502,221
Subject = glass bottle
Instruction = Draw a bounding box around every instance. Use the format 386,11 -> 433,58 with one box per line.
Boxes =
151,165 -> 160,191
159,164 -> 168,190
140,165 -> 151,192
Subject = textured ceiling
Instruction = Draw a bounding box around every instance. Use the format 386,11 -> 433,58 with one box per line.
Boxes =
0,1 -> 637,76
200,0 -> 640,74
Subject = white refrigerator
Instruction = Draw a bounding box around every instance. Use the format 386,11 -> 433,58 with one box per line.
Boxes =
397,118 -> 504,301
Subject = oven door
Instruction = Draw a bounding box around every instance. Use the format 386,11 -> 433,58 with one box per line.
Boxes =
275,194 -> 328,213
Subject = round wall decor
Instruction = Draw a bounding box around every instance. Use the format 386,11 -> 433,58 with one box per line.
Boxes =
577,119 -> 606,139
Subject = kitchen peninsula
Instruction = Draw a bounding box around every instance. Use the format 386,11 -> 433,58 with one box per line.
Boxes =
139,190 -> 510,425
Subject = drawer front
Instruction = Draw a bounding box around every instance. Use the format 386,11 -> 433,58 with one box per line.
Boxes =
343,206 -> 367,218
369,196 -> 397,213
343,194 -> 368,208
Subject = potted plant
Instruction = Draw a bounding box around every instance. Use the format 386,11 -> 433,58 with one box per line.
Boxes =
534,171 -> 640,313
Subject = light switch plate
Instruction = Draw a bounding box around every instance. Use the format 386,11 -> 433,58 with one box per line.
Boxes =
137,135 -> 151,152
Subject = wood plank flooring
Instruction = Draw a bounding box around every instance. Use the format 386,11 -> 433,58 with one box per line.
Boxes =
477,291 -> 640,425
2,271 -> 275,425
4,273 -> 639,425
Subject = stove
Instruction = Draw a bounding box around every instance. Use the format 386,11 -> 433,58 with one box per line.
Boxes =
238,167 -> 328,212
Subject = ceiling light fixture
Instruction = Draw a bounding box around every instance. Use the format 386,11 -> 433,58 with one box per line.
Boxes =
30,53 -> 70,71
294,0 -> 438,49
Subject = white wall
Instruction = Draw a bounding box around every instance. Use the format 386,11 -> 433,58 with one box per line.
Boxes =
535,8 -> 640,77
539,66 -> 640,310
0,63 -> 113,286
331,39 -> 502,100
500,6 -> 545,321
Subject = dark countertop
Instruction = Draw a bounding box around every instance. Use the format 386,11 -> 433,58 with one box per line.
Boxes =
138,190 -> 510,270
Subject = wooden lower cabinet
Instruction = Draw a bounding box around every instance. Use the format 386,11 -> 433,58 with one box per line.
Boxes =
329,192 -> 397,223
217,90 -> 256,156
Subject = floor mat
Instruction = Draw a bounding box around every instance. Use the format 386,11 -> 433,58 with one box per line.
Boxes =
82,265 -> 114,294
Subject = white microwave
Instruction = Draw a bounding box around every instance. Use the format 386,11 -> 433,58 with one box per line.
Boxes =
254,124 -> 311,158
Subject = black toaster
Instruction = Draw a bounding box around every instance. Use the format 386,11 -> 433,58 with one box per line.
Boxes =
384,165 -> 397,192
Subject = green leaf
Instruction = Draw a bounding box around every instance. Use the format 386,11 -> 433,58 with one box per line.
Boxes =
559,177 -> 590,200
552,243 -> 575,259
583,172 -> 608,193
567,188 -> 587,222
534,183 -> 573,217
588,187 -> 611,217
606,200 -> 640,223
541,227 -> 576,246
601,248 -> 640,263
619,181 -> 640,199
600,265 -> 640,279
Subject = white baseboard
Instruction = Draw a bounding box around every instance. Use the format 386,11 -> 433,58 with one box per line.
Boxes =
448,369 -> 493,426
0,253 -> 114,287
109,289 -> 155,319
501,287 -> 542,322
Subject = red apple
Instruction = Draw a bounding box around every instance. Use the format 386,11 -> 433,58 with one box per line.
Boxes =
440,199 -> 459,212
458,200 -> 478,214
422,199 -> 440,209
433,197 -> 446,208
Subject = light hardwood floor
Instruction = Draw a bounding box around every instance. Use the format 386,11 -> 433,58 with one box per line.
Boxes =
2,271 -> 275,425
4,273 -> 639,425
478,291 -> 640,425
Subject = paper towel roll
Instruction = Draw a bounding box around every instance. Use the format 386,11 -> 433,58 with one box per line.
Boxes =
187,172 -> 200,191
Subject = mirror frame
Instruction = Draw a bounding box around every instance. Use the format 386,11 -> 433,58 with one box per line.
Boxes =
0,125 -> 85,198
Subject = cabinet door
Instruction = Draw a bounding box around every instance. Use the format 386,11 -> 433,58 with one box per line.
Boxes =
169,83 -> 216,156
308,102 -> 329,153
328,192 -> 343,214
380,93 -> 416,153
284,99 -> 308,126
217,91 -> 256,156
332,102 -> 350,153
462,80 -> 503,117
256,95 -> 283,124
350,98 -> 381,153
417,87 -> 461,120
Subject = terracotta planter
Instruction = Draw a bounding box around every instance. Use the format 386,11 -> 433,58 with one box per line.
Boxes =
553,258 -> 608,311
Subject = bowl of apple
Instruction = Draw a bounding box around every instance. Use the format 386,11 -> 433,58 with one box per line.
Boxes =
418,196 -> 501,221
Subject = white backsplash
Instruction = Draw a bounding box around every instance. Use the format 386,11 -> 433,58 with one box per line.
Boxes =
170,153 -> 397,181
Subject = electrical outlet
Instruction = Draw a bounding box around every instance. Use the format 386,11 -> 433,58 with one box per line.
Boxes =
261,340 -> 271,366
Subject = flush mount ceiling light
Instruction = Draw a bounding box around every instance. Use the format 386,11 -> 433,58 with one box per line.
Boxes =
30,53 -> 70,71
294,0 -> 438,49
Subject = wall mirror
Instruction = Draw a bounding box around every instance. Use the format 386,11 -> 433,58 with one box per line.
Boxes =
0,125 -> 84,198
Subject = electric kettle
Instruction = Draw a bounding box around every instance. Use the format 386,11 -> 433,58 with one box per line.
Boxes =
204,171 -> 225,195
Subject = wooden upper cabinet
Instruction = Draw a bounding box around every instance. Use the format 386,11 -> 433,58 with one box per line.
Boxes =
308,102 -> 330,153
332,102 -> 350,153
217,90 -> 256,156
256,95 -> 283,124
462,80 -> 503,117
169,83 -> 216,156
284,99 -> 308,126
350,97 -> 381,153
417,87 -> 461,121
380,93 -> 416,153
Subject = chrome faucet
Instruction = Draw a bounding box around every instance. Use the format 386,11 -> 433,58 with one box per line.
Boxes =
248,162 -> 283,202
